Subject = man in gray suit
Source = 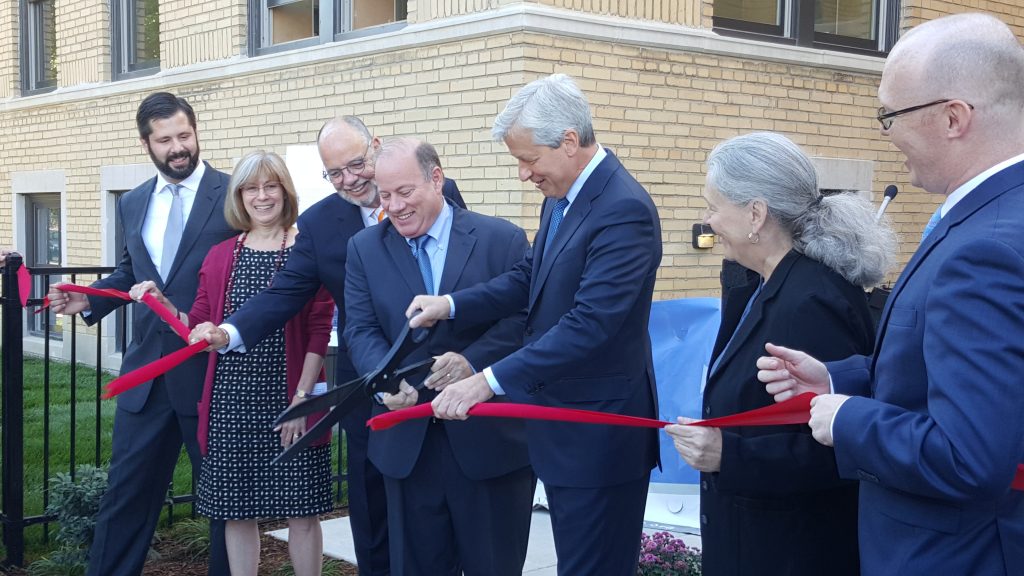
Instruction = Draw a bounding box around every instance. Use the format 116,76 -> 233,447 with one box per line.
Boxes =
48,92 -> 233,576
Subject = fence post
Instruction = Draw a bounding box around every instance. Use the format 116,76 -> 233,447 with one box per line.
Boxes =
1,253 -> 26,566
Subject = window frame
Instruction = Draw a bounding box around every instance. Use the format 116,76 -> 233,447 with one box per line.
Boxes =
26,193 -> 63,340
19,0 -> 58,95
713,0 -> 900,56
248,0 -> 408,57
111,0 -> 160,81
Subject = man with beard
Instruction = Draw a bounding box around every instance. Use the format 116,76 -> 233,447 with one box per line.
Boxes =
190,116 -> 463,576
47,92 -> 233,576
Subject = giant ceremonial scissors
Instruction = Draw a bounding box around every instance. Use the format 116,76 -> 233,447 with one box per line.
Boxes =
271,318 -> 434,464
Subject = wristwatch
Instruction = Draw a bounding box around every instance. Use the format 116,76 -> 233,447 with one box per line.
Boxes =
295,389 -> 311,400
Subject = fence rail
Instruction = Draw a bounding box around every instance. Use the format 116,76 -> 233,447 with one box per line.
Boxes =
1,253 -> 349,567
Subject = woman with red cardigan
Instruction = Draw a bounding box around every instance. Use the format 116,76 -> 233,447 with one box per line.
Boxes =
132,150 -> 333,576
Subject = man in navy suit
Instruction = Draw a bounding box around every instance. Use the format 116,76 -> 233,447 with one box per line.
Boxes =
345,137 -> 533,575
758,13 -> 1024,575
47,92 -> 233,576
193,116 -> 464,576
409,74 -> 661,575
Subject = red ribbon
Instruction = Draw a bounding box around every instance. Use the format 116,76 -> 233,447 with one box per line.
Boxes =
367,392 -> 1024,491
17,263 -> 31,307
44,283 -> 202,398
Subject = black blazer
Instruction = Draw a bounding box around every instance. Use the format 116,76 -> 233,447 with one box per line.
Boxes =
87,163 -> 235,414
343,206 -> 531,480
700,250 -> 871,576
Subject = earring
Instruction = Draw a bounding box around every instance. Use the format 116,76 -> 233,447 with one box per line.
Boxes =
747,232 -> 760,244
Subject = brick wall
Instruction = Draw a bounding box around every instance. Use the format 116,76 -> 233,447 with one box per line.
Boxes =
0,2 -> 17,99
161,0 -> 245,69
56,0 -> 109,86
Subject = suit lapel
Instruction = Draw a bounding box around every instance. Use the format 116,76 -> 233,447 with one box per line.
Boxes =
124,177 -> 162,285
529,152 -> 617,308
872,161 -> 1024,366
383,225 -> 428,295
165,164 -> 223,285
439,208 -> 476,295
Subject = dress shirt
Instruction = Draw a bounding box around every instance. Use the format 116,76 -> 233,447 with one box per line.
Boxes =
479,145 -> 608,396
142,161 -> 206,274
360,205 -> 388,228
405,202 -> 453,297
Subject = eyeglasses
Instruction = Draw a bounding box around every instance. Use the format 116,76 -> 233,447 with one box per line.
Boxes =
322,143 -> 372,182
240,181 -> 284,196
876,99 -> 974,130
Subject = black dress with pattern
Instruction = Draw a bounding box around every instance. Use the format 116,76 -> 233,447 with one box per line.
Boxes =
196,246 -> 332,520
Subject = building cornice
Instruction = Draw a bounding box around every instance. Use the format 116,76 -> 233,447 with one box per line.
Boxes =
2,3 -> 885,112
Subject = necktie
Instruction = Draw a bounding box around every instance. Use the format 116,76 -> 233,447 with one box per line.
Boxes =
160,184 -> 183,280
921,207 -> 942,240
413,235 -> 434,295
543,197 -> 570,257
377,209 -> 386,223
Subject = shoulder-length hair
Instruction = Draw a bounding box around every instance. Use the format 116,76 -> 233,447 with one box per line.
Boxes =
224,150 -> 299,231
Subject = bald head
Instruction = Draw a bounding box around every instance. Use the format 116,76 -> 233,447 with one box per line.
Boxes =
375,137 -> 445,239
886,14 -> 1024,119
316,115 -> 380,208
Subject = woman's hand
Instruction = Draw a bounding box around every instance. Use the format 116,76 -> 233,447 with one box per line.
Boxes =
664,418 -> 723,472
276,395 -> 309,448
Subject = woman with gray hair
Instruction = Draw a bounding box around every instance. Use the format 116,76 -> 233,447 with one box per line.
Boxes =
665,132 -> 895,576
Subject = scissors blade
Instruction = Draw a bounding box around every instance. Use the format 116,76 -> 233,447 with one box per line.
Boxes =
271,405 -> 344,465
376,358 -> 436,395
273,376 -> 366,427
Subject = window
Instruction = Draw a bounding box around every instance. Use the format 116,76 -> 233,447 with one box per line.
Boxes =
26,194 -> 62,339
713,0 -> 899,54
249,0 -> 408,55
112,0 -> 160,80
20,0 -> 57,93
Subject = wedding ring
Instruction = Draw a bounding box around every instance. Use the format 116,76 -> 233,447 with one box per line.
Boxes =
446,372 -> 452,380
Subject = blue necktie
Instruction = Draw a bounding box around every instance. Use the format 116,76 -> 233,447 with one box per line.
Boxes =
413,235 -> 434,295
921,208 -> 942,240
544,197 -> 570,256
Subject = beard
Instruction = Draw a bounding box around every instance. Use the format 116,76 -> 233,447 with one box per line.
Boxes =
150,145 -> 200,181
338,179 -> 380,208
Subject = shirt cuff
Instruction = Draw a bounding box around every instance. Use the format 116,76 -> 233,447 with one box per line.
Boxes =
220,323 -> 245,354
444,294 -> 456,319
483,366 -> 505,396
828,394 -> 851,444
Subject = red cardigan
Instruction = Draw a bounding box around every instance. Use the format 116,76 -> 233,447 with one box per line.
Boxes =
189,235 -> 334,456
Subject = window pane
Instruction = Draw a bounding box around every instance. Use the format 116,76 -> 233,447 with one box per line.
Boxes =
26,0 -> 57,89
715,0 -> 781,26
270,0 -> 318,45
27,194 -> 62,338
134,0 -> 161,67
815,0 -> 877,40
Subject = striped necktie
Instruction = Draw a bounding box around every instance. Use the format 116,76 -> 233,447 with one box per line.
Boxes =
921,208 -> 941,240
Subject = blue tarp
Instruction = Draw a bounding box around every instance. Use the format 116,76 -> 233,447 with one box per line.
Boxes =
648,298 -> 722,485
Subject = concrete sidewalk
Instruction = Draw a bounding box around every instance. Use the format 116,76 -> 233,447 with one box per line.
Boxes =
266,489 -> 701,574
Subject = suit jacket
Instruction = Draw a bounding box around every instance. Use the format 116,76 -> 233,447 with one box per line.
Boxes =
87,163 -> 235,415
700,250 -> 870,576
228,178 -> 466,385
829,160 -> 1024,576
188,236 -> 335,456
454,149 -> 661,488
344,206 -> 531,480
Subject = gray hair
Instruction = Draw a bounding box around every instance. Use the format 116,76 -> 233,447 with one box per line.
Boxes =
317,115 -> 373,145
492,73 -> 596,147
377,137 -> 441,181
707,132 -> 896,288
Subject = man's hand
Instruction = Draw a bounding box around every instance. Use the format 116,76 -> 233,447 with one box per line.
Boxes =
406,295 -> 451,328
756,343 -> 831,402
381,380 -> 419,411
47,283 -> 90,316
431,372 -> 494,420
807,394 -> 850,447
664,418 -> 723,472
129,280 -> 170,308
189,322 -> 229,351
423,352 -> 473,391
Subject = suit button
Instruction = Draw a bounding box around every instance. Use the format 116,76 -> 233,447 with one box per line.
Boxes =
700,514 -> 708,525
857,470 -> 879,483
701,480 -> 708,491
525,326 -> 534,336
704,405 -> 711,416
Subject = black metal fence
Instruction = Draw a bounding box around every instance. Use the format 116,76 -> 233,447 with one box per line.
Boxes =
1,253 -> 349,567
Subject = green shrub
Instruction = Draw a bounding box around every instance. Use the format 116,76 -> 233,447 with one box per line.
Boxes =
27,465 -> 108,576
